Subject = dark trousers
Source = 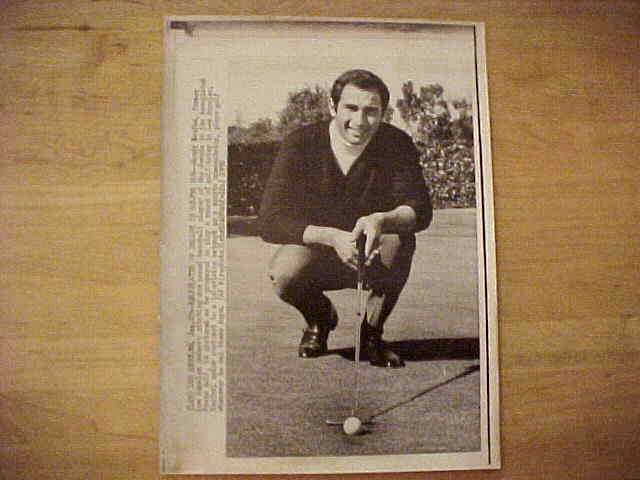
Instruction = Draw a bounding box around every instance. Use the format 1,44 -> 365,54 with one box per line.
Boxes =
268,234 -> 416,331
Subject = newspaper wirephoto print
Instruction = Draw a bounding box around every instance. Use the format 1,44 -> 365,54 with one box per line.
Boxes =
160,16 -> 499,474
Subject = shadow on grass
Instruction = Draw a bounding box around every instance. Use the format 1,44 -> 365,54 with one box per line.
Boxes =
331,337 -> 479,362
367,365 -> 480,422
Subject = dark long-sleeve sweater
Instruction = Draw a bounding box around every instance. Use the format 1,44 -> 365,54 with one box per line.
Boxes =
259,121 -> 432,245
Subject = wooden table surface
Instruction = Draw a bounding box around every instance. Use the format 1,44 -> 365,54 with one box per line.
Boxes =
1,1 -> 638,479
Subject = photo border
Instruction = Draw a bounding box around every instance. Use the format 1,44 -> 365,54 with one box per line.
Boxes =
160,15 -> 500,474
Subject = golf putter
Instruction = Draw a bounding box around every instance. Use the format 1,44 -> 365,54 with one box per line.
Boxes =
325,235 -> 370,427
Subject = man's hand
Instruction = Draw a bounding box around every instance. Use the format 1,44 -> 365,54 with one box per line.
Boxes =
330,229 -> 358,270
303,225 -> 359,269
351,212 -> 385,263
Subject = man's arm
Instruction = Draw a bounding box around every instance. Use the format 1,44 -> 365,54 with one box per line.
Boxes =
387,135 -> 433,234
302,206 -> 418,269
353,127 -> 432,257
371,205 -> 418,234
301,225 -> 359,269
258,130 -> 310,245
350,206 -> 417,258
260,125 -> 362,268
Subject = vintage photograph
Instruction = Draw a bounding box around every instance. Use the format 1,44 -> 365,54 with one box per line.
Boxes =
161,17 -> 498,474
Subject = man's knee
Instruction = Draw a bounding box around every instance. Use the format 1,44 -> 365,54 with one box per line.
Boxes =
267,245 -> 315,300
268,268 -> 300,300
377,234 -> 416,269
368,234 -> 416,293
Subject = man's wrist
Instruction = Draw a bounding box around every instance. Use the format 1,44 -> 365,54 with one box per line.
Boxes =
373,207 -> 416,234
371,212 -> 387,230
302,225 -> 341,247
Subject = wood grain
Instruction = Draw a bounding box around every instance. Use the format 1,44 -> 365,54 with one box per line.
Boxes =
1,1 -> 639,479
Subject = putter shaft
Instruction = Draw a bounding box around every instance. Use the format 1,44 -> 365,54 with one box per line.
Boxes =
353,235 -> 367,416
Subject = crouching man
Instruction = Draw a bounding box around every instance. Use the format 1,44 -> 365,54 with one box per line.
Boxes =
259,69 -> 432,368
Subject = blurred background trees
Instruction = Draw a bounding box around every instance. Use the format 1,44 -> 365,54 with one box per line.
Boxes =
396,82 -> 475,209
277,86 -> 332,139
227,83 -> 475,217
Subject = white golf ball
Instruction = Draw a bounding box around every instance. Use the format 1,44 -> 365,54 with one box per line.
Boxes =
343,416 -> 363,435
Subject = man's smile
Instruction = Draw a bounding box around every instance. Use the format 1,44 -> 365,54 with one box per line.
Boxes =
346,126 -> 369,137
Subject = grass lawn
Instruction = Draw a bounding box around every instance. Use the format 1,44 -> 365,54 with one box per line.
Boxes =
226,208 -> 481,457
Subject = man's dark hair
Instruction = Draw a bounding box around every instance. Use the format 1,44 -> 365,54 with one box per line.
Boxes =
330,69 -> 390,112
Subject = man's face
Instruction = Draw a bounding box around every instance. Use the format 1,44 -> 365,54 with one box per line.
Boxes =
330,84 -> 383,145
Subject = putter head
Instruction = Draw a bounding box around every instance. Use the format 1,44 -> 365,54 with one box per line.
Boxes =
324,417 -> 375,426
324,418 -> 343,426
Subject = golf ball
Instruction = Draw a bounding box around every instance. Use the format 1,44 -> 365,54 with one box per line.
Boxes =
343,416 -> 363,435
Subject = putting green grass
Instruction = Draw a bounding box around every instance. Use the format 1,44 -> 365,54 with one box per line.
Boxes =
226,208 -> 481,457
